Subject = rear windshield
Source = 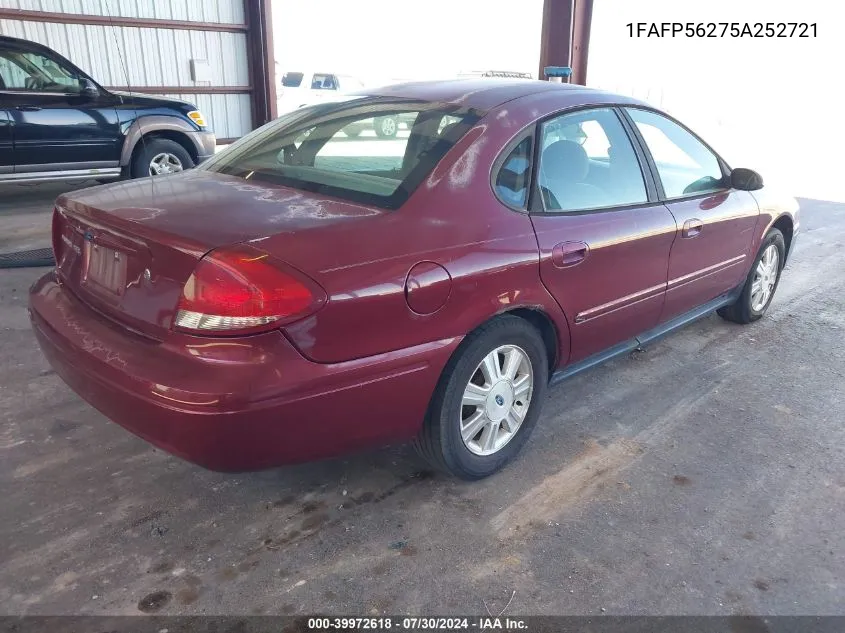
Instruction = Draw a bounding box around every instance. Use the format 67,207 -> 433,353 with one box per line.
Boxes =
281,71 -> 304,87
202,97 -> 481,210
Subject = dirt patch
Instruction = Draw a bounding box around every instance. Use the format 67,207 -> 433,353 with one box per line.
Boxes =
491,438 -> 643,536
137,590 -> 171,613
147,560 -> 174,574
176,586 -> 200,605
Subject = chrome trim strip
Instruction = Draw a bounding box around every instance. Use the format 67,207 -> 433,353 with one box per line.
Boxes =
575,282 -> 666,324
667,254 -> 746,290
0,90 -> 76,96
0,168 -> 121,184
15,161 -> 119,173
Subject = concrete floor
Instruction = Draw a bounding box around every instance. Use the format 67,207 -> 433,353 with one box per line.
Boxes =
1,183 -> 843,616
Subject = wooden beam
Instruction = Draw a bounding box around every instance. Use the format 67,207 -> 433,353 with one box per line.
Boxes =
537,0 -> 574,81
243,0 -> 277,129
571,0 -> 594,85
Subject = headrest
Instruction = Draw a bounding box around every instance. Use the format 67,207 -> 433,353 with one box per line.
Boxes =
542,139 -> 589,182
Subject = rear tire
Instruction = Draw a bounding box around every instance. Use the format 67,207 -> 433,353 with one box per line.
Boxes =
413,315 -> 548,480
130,138 -> 194,179
718,228 -> 786,324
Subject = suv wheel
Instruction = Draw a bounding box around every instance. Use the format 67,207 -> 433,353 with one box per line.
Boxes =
374,116 -> 398,138
414,315 -> 549,480
131,138 -> 195,178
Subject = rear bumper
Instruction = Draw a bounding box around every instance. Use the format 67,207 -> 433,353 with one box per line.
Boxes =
29,273 -> 458,471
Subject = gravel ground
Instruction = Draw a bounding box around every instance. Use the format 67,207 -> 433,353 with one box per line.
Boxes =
0,184 -> 843,616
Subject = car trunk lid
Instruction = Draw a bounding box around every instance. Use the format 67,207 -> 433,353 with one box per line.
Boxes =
53,170 -> 383,340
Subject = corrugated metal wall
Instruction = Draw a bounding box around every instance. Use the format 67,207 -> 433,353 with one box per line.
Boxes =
162,93 -> 252,140
0,0 -> 253,139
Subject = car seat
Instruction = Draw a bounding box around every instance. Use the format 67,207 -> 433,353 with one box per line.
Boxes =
540,140 -> 608,210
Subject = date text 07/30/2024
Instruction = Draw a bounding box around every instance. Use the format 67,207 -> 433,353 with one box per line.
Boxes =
306,617 -> 528,630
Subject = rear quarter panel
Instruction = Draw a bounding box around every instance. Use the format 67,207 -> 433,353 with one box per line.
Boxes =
269,112 -> 573,365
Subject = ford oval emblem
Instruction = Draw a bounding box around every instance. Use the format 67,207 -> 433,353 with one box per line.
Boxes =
84,230 -> 94,242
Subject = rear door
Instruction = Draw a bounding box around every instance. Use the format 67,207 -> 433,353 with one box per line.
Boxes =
528,106 -> 677,364
0,40 -> 121,170
623,108 -> 759,321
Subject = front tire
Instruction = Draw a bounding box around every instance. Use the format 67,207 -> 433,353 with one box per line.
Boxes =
718,228 -> 786,324
130,138 -> 194,179
414,316 -> 548,480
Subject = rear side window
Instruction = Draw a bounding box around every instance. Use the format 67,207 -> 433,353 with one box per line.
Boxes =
538,108 -> 647,212
626,108 -> 725,198
203,98 -> 481,210
281,72 -> 304,87
494,137 -> 532,209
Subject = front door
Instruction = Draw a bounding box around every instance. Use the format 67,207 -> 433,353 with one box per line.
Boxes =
624,108 -> 759,321
0,41 -> 121,171
530,107 -> 677,364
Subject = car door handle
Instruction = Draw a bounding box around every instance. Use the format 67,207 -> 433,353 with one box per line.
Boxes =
15,105 -> 42,112
552,241 -> 589,268
682,218 -> 703,238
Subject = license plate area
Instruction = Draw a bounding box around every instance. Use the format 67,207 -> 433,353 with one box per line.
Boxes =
83,243 -> 127,296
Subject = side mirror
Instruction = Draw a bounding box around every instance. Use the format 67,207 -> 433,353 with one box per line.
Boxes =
79,78 -> 99,99
730,167 -> 764,191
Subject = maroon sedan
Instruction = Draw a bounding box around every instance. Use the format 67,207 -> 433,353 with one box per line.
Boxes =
30,80 -> 799,479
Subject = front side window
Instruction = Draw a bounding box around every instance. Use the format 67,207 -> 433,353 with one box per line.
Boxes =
0,49 -> 79,92
537,108 -> 647,212
626,108 -> 726,198
202,98 -> 480,209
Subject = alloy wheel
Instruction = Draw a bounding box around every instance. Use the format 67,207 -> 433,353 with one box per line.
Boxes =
149,152 -> 184,176
460,345 -> 534,456
380,117 -> 397,136
751,243 -> 779,312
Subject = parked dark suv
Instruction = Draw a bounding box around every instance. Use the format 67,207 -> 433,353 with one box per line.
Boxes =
0,36 -> 215,184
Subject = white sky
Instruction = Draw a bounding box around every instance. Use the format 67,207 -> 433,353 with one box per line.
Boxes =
271,0 -> 544,84
272,0 -> 844,200
588,0 -> 844,200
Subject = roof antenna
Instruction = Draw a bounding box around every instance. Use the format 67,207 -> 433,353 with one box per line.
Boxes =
102,4 -> 152,195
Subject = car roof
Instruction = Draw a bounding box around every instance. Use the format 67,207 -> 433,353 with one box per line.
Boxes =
360,79 -> 645,111
1,35 -> 42,48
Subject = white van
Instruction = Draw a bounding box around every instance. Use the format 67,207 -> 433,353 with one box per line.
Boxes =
278,71 -> 364,113
277,71 -> 410,138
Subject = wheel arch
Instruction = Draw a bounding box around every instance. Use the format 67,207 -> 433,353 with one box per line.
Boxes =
503,307 -> 561,375
770,213 -> 794,263
455,307 -> 565,380
120,116 -> 200,167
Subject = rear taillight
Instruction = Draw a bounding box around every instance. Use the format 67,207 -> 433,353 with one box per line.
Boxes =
51,206 -> 63,264
174,244 -> 326,335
